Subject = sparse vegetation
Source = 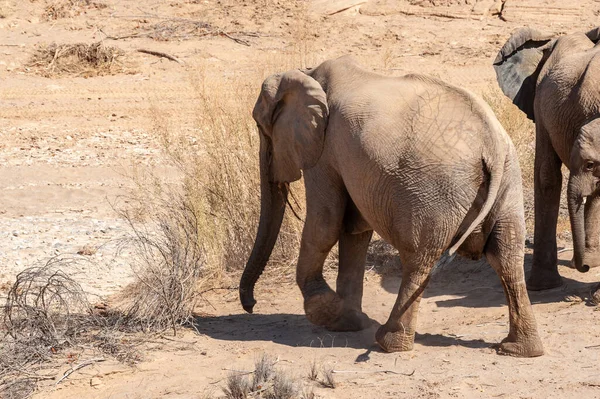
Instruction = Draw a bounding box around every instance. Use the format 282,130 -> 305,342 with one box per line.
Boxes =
0,258 -> 144,398
308,359 -> 318,381
42,0 -> 107,21
150,66 -> 304,283
320,365 -> 336,389
221,354 -> 317,399
116,190 -> 205,334
25,42 -> 130,77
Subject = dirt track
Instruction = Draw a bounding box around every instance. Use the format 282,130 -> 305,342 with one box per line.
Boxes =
2,0 -> 600,398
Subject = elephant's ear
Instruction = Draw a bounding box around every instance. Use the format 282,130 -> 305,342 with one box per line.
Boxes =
253,70 -> 328,183
586,27 -> 600,44
493,27 -> 555,121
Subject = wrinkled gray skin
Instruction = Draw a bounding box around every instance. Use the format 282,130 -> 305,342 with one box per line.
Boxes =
240,56 -> 543,356
494,27 -> 600,291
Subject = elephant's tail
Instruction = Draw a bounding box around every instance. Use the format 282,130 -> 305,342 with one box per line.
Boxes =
447,152 -> 505,257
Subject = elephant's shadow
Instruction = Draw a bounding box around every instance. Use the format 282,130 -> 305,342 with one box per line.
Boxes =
375,245 -> 598,308
192,244 -> 596,352
191,312 -> 492,354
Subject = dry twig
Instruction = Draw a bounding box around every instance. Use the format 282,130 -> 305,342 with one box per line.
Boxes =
56,358 -> 105,385
137,49 -> 183,64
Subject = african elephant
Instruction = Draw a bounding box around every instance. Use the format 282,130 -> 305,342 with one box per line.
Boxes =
494,27 -> 600,290
239,56 -> 543,356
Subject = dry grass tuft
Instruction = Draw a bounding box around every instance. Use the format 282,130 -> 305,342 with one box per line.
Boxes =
320,365 -> 336,389
25,42 -> 130,78
252,353 -> 276,391
115,191 -> 205,334
222,354 -> 303,399
307,359 -> 318,381
42,0 -> 107,21
224,371 -> 251,399
150,66 -> 303,283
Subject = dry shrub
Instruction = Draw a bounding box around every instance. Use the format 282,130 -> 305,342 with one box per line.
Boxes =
116,191 -> 205,334
108,18 -> 254,45
42,0 -> 107,21
25,42 -> 129,78
154,67 -> 303,283
0,258 -> 143,398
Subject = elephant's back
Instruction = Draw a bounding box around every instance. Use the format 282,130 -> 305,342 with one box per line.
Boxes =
357,75 -> 498,169
336,77 -> 508,250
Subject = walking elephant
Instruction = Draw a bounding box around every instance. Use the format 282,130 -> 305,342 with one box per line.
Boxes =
494,27 -> 600,290
239,56 -> 543,357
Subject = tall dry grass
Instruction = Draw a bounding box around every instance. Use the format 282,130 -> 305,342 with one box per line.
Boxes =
482,87 -> 536,187
483,87 -> 537,230
483,87 -> 572,235
148,64 -> 305,286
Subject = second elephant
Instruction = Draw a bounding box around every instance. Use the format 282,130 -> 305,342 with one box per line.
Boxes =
495,27 -> 600,290
240,56 -> 543,357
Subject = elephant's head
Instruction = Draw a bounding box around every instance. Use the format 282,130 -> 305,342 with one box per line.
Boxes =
493,27 -> 600,121
568,118 -> 600,273
239,70 -> 329,313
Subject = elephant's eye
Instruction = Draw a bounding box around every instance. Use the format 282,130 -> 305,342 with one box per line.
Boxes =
586,161 -> 595,171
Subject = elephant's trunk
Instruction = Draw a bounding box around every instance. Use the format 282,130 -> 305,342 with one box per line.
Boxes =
568,174 -> 590,273
239,136 -> 288,313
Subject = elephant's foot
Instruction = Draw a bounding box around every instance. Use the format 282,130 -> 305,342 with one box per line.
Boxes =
328,309 -> 371,332
526,267 -> 563,291
304,291 -> 369,331
495,333 -> 544,358
375,324 -> 415,352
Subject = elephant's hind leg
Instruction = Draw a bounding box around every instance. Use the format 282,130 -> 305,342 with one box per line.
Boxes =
375,251 -> 437,352
486,216 -> 544,357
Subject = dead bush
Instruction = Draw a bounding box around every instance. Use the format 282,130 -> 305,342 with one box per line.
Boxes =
0,257 -> 143,398
116,190 -> 205,334
107,18 -> 254,45
42,0 -> 107,21
25,42 -> 130,78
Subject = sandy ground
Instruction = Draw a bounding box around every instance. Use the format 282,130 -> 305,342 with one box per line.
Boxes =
1,0 -> 600,398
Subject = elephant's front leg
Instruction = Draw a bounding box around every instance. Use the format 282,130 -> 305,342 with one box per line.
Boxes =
296,194 -> 370,331
530,126 -> 563,290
